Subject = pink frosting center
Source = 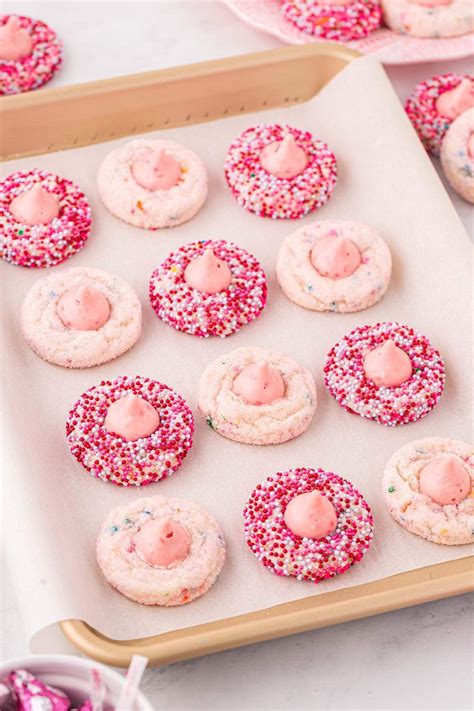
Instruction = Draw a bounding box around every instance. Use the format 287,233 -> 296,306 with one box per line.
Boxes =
104,394 -> 160,441
467,133 -> 474,160
363,339 -> 413,387
232,362 -> 285,406
284,491 -> 338,539
131,148 -> 181,191
419,456 -> 471,505
318,0 -> 352,4
0,16 -> 33,61
184,248 -> 232,294
311,235 -> 361,280
436,79 -> 474,121
134,518 -> 191,568
9,183 -> 60,226
56,285 -> 110,331
260,134 -> 308,179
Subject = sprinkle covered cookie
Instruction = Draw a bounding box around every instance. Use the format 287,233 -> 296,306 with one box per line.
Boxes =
21,267 -> 142,368
244,467 -> 373,582
1,169 -> 91,268
149,239 -> 267,338
97,495 -> 226,606
440,107 -> 474,204
280,0 -> 382,41
405,74 -> 474,155
276,219 -> 392,313
198,346 -> 317,445
224,123 -> 337,219
324,322 -> 445,426
383,438 -> 473,545
66,375 -> 194,486
0,15 -> 63,95
97,138 -> 208,229
381,0 -> 474,38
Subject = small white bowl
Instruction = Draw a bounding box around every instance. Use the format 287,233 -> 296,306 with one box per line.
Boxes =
0,654 -> 154,710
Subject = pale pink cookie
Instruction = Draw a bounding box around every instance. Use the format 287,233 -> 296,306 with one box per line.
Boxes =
149,239 -> 267,338
1,168 -> 91,268
440,107 -> 474,204
381,0 -> 474,38
198,346 -> 317,445
0,15 -> 63,96
280,0 -> 382,41
405,74 -> 474,155
244,467 -> 374,582
383,438 -> 473,545
97,138 -> 208,229
97,495 -> 226,606
324,322 -> 446,426
224,123 -> 337,219
276,219 -> 392,313
21,267 -> 142,368
66,375 -> 194,486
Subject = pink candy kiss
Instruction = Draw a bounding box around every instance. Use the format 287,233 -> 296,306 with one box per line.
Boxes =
134,517 -> 191,568
104,394 -> 160,442
232,362 -> 285,405
284,490 -> 338,539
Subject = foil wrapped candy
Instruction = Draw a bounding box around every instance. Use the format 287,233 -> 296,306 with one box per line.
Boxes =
1,670 -> 97,710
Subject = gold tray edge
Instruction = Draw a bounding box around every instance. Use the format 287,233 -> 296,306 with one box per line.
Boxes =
60,557 -> 473,667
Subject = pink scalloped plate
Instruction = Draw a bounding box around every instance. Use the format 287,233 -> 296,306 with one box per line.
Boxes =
223,0 -> 474,64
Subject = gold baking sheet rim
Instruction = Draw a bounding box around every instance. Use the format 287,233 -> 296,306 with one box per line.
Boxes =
2,43 -> 472,667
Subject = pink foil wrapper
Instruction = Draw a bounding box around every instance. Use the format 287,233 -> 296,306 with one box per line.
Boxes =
8,669 -> 71,710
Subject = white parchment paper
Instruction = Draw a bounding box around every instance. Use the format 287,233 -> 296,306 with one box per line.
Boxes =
1,56 -> 472,651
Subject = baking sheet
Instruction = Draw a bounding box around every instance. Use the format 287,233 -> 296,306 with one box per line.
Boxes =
1,55 -> 472,652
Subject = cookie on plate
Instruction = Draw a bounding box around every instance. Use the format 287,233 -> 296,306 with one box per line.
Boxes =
383,438 -> 473,545
149,239 -> 267,338
224,123 -> 337,219
440,107 -> 474,204
97,138 -> 208,229
97,495 -> 226,606
405,73 -> 474,155
0,14 -> 63,95
21,267 -> 142,368
280,0 -> 382,41
244,467 -> 373,582
198,346 -> 317,445
1,169 -> 91,268
66,375 -> 194,486
381,0 -> 474,38
324,321 -> 445,426
276,219 -> 392,313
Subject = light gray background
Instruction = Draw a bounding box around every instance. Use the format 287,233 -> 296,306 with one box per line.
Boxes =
1,2 -> 473,710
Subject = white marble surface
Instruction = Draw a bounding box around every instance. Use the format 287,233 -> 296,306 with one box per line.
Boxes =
1,1 -> 473,709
